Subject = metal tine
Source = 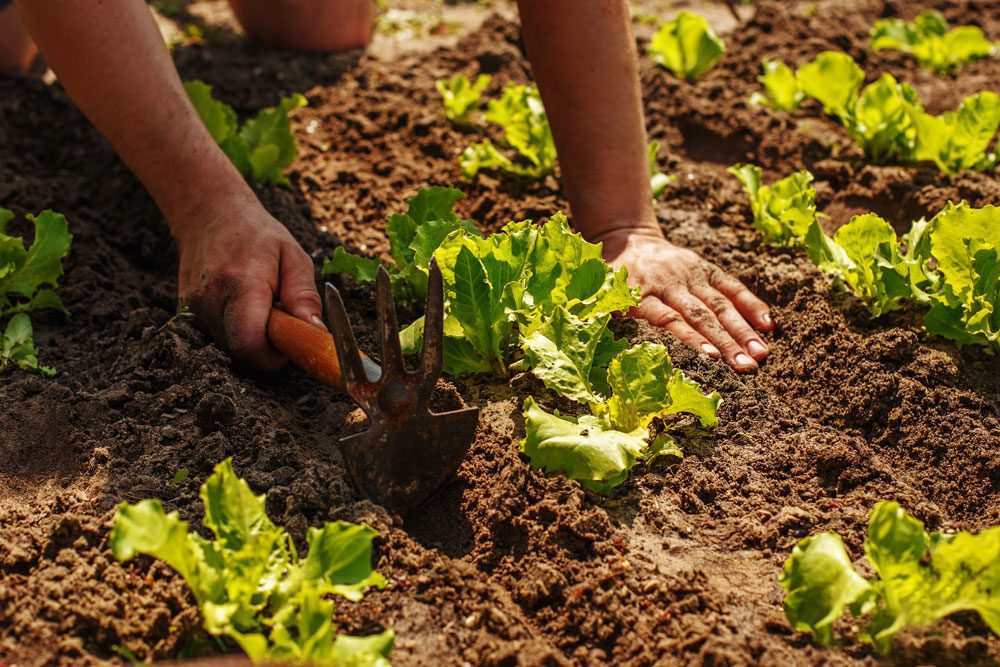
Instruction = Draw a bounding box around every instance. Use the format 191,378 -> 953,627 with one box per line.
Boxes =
323,283 -> 373,395
374,266 -> 406,380
418,258 -> 445,389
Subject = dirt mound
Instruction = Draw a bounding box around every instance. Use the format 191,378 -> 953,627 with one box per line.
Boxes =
1,1 -> 998,665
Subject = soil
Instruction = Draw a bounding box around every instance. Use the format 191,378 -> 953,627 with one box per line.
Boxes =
2,0 -> 999,665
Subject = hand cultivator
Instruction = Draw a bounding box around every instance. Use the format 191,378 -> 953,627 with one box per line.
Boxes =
267,259 -> 478,514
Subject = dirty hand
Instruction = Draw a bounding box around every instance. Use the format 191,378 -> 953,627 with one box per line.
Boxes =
175,201 -> 322,371
599,227 -> 774,372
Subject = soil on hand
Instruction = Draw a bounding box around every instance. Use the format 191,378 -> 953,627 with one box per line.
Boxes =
1,1 -> 998,665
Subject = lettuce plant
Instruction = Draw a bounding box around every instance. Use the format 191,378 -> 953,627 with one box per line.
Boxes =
908,91 -> 1000,177
911,202 -> 1000,349
0,208 -> 72,376
748,59 -> 803,112
870,10 -> 996,74
461,83 -> 557,179
435,73 -> 491,125
326,188 -> 639,377
647,11 -> 725,82
729,164 -> 817,246
185,80 -> 307,186
647,141 -> 675,198
110,459 -> 393,666
521,337 -> 720,493
782,501 -> 1000,654
795,51 -> 865,119
804,214 -> 912,318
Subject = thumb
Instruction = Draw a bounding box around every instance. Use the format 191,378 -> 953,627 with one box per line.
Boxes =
278,242 -> 324,327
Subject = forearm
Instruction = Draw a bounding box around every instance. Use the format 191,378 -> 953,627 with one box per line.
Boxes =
516,0 -> 658,240
15,0 -> 252,240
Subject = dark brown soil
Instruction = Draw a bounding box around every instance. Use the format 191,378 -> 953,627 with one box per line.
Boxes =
2,1 -> 999,665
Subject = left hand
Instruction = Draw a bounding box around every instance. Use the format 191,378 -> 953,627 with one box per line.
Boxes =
598,227 -> 774,372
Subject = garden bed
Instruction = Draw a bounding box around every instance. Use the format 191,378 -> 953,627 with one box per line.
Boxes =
1,0 -> 998,665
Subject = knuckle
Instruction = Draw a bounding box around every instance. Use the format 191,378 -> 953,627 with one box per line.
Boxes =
703,294 -> 732,314
653,310 -> 681,327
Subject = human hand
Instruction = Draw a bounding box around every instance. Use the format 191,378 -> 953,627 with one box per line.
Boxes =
599,227 -> 774,372
174,199 -> 322,371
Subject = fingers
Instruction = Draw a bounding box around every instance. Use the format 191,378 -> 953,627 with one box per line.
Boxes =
221,280 -> 287,372
278,244 -> 323,327
692,286 -> 769,363
709,269 -> 773,332
635,295 -> 719,357
663,290 -> 759,372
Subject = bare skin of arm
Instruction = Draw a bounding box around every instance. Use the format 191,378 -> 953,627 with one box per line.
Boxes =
14,0 -> 323,371
516,0 -> 774,371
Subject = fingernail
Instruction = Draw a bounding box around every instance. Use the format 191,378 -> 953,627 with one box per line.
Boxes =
762,312 -> 772,326
747,340 -> 768,356
701,343 -> 720,356
311,315 -> 325,328
735,353 -> 756,368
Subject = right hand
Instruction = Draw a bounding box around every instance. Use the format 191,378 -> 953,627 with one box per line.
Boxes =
174,199 -> 322,371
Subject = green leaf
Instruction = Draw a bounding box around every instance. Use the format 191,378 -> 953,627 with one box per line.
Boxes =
665,369 -> 722,428
780,531 -> 875,646
184,80 -> 238,143
239,93 -> 308,186
647,11 -> 725,82
520,396 -> 647,494
605,342 -> 676,432
301,522 -> 387,601
0,314 -> 55,377
331,631 -> 395,667
729,164 -> 817,246
520,307 -> 609,407
910,91 -> 1000,177
750,58 -> 803,112
796,51 -> 864,118
450,245 -> 504,374
0,210 -> 72,304
322,247 -> 382,284
436,73 -> 491,124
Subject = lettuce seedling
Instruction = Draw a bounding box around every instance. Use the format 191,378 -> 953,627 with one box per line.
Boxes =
749,59 -> 804,112
110,458 -> 393,666
648,141 -> 675,199
521,339 -> 720,493
407,213 -> 639,376
782,501 -> 1000,654
647,11 -> 725,82
729,164 -> 817,246
804,214 -> 913,317
795,51 -> 865,119
909,91 -> 1000,177
870,10 -> 996,74
461,83 -> 557,179
185,80 -> 307,186
436,73 -> 491,125
0,208 -> 72,377
915,202 -> 1000,349
848,73 -> 922,164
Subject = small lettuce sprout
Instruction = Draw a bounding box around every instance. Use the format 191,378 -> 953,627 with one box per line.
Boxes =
110,459 -> 394,666
749,59 -> 804,112
435,73 -> 491,125
185,80 -> 307,186
647,11 -> 725,82
782,501 -> 1000,654
461,83 -> 557,179
729,164 -> 817,246
908,91 -> 1000,177
870,10 -> 996,74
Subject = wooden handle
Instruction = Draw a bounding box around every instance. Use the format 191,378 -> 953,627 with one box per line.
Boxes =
267,308 -> 345,390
